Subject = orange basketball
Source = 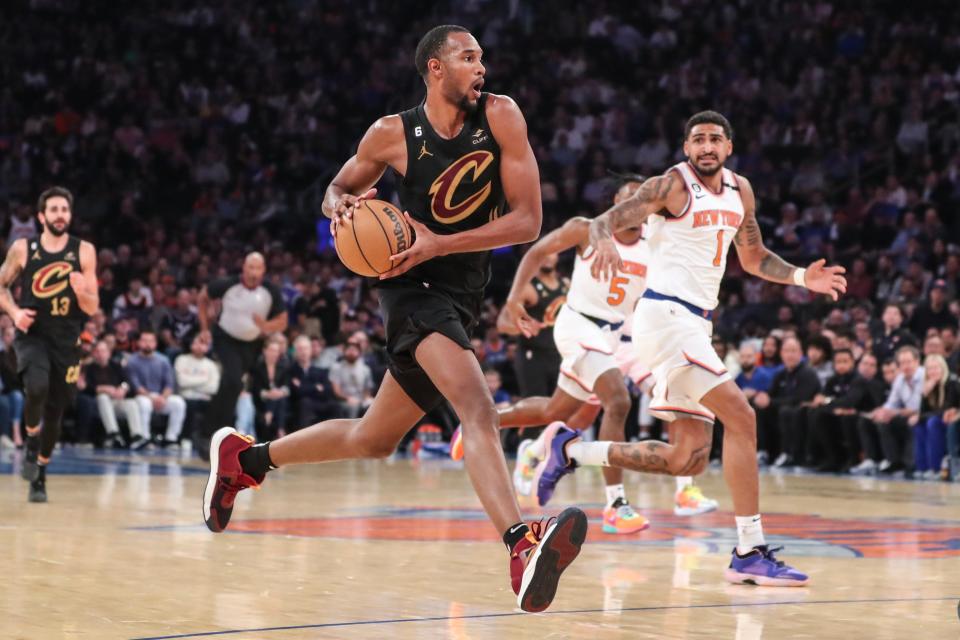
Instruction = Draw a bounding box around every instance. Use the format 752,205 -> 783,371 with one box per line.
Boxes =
334,199 -> 413,277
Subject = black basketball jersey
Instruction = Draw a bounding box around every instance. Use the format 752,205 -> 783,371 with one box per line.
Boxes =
393,93 -> 507,300
520,276 -> 568,352
18,234 -> 86,344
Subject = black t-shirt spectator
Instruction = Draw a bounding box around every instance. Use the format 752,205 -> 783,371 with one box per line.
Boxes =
84,361 -> 131,397
289,362 -> 336,403
160,309 -> 200,349
769,363 -> 821,407
873,327 -> 917,364
832,375 -> 888,412
909,302 -> 954,338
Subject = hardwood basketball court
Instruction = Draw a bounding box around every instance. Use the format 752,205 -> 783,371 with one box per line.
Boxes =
3,448 -> 958,639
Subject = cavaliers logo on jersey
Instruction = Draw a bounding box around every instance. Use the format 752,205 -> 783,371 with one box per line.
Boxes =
428,150 -> 495,224
31,261 -> 73,299
543,296 -> 566,326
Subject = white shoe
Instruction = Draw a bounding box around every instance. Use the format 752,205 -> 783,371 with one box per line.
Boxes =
674,485 -> 719,516
0,434 -> 13,448
773,453 -> 791,467
850,458 -> 877,475
513,439 -> 539,496
877,459 -> 893,473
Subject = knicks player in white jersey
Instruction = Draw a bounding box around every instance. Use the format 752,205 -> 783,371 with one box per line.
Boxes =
535,111 -> 846,587
452,178 -> 651,535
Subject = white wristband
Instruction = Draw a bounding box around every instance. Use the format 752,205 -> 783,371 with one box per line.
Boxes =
792,268 -> 807,288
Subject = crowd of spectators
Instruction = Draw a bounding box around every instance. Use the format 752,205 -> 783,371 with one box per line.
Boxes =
0,1 -> 959,478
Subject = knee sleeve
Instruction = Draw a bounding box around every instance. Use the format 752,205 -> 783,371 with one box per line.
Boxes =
22,365 -> 51,427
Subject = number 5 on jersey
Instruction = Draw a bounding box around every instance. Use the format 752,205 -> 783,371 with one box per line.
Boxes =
607,276 -> 628,305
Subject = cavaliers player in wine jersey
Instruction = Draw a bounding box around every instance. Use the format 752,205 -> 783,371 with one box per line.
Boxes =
202,25 -> 586,613
0,187 -> 98,502
535,111 -> 846,587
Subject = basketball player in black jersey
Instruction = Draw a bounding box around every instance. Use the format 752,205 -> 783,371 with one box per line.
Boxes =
202,25 -> 587,613
505,252 -> 568,399
0,187 -> 98,502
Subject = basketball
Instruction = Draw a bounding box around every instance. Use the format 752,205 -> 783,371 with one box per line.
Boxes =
334,199 -> 412,276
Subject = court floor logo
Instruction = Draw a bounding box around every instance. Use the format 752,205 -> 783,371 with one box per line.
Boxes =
192,507 -> 960,560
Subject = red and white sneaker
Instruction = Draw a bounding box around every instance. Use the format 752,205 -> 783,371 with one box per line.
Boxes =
202,427 -> 265,532
509,507 -> 588,612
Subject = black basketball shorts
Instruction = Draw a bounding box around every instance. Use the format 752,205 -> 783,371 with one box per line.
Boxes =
377,284 -> 478,412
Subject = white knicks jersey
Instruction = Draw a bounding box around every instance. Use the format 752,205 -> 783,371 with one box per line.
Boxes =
566,229 -> 650,324
644,162 -> 745,310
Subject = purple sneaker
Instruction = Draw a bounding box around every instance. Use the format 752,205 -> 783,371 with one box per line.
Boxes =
725,545 -> 809,587
533,422 -> 580,507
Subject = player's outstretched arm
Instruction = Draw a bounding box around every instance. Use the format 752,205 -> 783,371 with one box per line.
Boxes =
380,95 -> 542,280
733,176 -> 847,301
588,173 -> 678,280
498,217 -> 589,337
0,240 -> 33,331
322,115 -> 403,235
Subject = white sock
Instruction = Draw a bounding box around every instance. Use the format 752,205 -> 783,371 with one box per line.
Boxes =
604,483 -> 626,507
527,433 -> 547,459
566,441 -> 611,466
676,476 -> 693,492
735,515 -> 766,554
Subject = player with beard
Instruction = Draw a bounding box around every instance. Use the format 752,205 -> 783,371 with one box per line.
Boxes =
202,25 -> 587,612
535,111 -> 847,586
0,187 -> 99,502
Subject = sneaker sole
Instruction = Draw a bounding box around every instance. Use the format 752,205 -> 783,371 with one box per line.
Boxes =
28,490 -> 47,503
533,424 -> 568,507
202,427 -> 236,532
512,440 -> 535,496
674,503 -> 718,516
517,507 -> 588,612
724,568 -> 809,587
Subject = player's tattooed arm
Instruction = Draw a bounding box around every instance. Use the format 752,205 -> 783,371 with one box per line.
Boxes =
733,176 -> 847,300
0,240 -> 33,331
588,173 -> 675,280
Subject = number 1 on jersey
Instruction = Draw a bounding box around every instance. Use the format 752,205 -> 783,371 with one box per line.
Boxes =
713,230 -> 724,267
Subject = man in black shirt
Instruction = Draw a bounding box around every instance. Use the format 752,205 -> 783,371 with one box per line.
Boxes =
159,289 -> 200,356
874,303 -> 917,363
807,349 -> 869,471
288,335 -> 338,427
79,340 -> 142,449
909,279 -> 954,338
753,337 -> 821,467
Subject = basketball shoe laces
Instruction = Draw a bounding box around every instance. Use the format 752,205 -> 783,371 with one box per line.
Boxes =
512,517 -> 555,560
754,545 -> 786,567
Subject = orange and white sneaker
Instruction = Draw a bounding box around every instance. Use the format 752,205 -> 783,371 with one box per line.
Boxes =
512,439 -> 539,496
602,498 -> 650,534
449,425 -> 464,461
673,484 -> 719,516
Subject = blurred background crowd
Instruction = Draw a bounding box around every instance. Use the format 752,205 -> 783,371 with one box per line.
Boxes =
1,0 -> 960,479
